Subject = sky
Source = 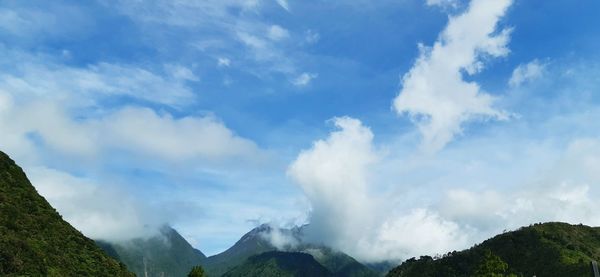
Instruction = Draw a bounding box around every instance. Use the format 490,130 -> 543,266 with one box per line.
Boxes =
1,0 -> 600,262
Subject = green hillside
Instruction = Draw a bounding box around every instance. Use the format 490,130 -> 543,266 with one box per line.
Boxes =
222,251 -> 332,277
97,226 -> 207,277
387,222 -> 600,277
0,151 -> 134,276
201,224 -> 378,277
202,224 -> 276,276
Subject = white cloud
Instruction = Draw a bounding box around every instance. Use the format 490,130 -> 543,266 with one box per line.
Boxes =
0,4 -> 90,40
0,97 -> 261,163
109,0 -> 306,81
373,209 -> 469,260
0,55 -> 195,107
28,167 -> 165,241
165,64 -> 199,81
509,59 -> 546,87
288,117 -> 470,262
276,0 -> 290,11
259,224 -> 300,250
393,0 -> 513,153
304,30 -> 320,44
288,112 -> 600,262
102,107 -> 261,162
292,72 -> 318,87
288,117 -> 378,258
268,25 -> 290,41
426,0 -> 459,8
218,57 -> 232,67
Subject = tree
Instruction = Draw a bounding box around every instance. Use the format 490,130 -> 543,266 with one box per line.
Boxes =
474,250 -> 516,277
188,266 -> 206,277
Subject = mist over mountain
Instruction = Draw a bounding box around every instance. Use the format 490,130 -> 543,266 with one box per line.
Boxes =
0,151 -> 133,276
96,226 -> 206,277
201,224 -> 381,277
387,222 -> 600,277
2,0 -> 600,276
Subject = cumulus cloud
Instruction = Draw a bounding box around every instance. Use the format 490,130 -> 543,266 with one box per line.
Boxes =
393,0 -> 513,152
288,117 -> 377,251
289,112 -> 600,262
288,117 -> 468,261
509,59 -> 546,87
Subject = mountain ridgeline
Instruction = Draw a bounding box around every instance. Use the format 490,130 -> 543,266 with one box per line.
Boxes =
200,224 -> 381,277
4,149 -> 600,277
222,251 -> 332,277
96,226 -> 207,277
0,151 -> 133,276
387,222 -> 600,277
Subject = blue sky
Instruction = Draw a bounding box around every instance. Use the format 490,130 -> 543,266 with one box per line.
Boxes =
1,0 -> 600,261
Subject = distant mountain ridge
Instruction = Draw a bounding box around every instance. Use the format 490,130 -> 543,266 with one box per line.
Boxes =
0,151 -> 133,276
222,251 -> 332,277
387,222 -> 600,277
97,226 -> 206,277
201,224 -> 380,277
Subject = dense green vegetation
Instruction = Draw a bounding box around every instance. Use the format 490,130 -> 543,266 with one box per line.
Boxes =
302,246 -> 379,277
200,224 -> 378,277
188,265 -> 207,277
0,151 -> 134,276
387,222 -> 600,277
201,224 -> 276,276
222,251 -> 332,277
97,226 -> 206,277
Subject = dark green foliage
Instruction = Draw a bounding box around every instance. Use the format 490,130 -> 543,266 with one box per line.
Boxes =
201,224 -> 276,276
222,251 -> 332,277
0,151 -> 134,276
387,222 -> 600,277
189,265 -> 207,277
97,226 -> 207,277
201,224 -> 378,277
303,246 -> 378,277
472,250 -> 516,277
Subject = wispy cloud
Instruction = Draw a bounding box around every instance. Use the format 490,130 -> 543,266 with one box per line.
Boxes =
292,72 -> 318,87
509,59 -> 547,87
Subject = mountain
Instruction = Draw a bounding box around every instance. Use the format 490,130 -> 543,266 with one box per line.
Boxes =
201,224 -> 379,277
201,224 -> 277,276
0,151 -> 133,276
222,251 -> 332,277
387,222 -> 600,277
97,226 -> 207,277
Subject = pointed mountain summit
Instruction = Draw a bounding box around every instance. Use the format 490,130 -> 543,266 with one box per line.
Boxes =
0,151 -> 133,276
97,226 -> 207,277
201,224 -> 379,277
